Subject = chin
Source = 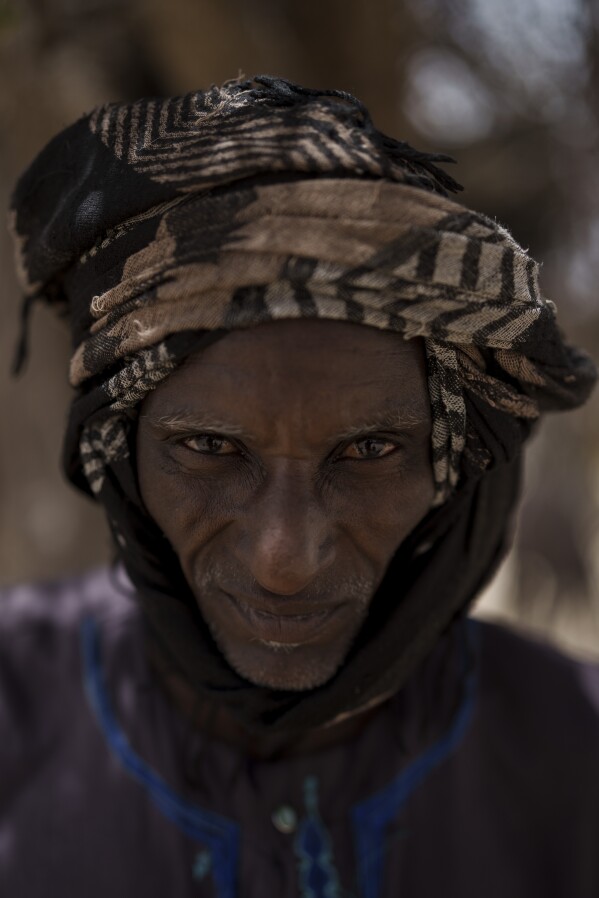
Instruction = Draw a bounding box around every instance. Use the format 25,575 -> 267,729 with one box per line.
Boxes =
224,641 -> 344,692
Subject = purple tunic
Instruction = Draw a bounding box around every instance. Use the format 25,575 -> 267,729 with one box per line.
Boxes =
0,565 -> 598,897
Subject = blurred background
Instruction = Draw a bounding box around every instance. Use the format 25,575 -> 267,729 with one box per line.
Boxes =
1,0 -> 598,656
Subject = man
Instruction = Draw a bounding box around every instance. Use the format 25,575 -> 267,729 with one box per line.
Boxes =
2,75 -> 598,897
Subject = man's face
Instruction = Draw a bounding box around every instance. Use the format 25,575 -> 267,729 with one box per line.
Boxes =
137,319 -> 434,691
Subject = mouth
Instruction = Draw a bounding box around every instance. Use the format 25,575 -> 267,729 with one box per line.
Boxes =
222,591 -> 344,646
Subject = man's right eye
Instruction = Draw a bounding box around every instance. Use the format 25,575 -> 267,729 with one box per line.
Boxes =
181,434 -> 237,455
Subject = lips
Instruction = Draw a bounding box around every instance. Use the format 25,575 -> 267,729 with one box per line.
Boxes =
222,590 -> 344,645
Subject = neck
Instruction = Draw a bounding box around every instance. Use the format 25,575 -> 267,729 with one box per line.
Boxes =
147,640 -> 385,760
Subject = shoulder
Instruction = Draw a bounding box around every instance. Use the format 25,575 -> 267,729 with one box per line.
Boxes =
0,566 -> 141,778
0,563 -> 141,692
476,618 -> 599,712
0,564 -> 139,659
0,564 -> 136,628
473,617 -> 599,770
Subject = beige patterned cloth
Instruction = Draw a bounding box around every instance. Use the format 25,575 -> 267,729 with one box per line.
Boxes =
68,178 -> 576,504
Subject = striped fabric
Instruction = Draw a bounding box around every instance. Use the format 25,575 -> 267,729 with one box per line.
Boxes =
68,176 -> 575,505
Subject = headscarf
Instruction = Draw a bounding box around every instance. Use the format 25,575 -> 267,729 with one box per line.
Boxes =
8,75 -> 596,735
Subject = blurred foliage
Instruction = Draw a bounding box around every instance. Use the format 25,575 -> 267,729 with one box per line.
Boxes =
1,0 -> 598,654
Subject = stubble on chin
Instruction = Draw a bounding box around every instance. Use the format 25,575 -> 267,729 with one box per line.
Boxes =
188,561 -> 377,690
204,601 -> 371,691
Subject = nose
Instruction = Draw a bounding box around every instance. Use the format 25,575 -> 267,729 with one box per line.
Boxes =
235,463 -> 335,596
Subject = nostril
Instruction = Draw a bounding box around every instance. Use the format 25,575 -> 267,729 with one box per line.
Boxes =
250,542 -> 333,596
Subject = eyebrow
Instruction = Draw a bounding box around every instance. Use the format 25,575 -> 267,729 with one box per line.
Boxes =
141,411 -> 252,439
142,406 -> 429,443
332,408 -> 429,443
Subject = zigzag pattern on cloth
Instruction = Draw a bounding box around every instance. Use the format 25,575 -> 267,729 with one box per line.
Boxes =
87,75 -> 460,195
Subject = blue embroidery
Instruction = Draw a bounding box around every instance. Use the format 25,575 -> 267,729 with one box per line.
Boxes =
351,619 -> 479,898
81,615 -> 239,898
295,775 -> 341,898
82,613 -> 477,898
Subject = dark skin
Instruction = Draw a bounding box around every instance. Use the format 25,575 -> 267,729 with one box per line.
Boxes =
137,319 -> 435,712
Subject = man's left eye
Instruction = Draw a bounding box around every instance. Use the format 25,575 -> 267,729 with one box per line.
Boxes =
181,434 -> 236,455
342,438 -> 397,460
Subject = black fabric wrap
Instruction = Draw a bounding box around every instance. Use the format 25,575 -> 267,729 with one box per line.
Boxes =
8,75 -> 596,735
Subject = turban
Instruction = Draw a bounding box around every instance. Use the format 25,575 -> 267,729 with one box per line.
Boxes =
9,76 -> 596,734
